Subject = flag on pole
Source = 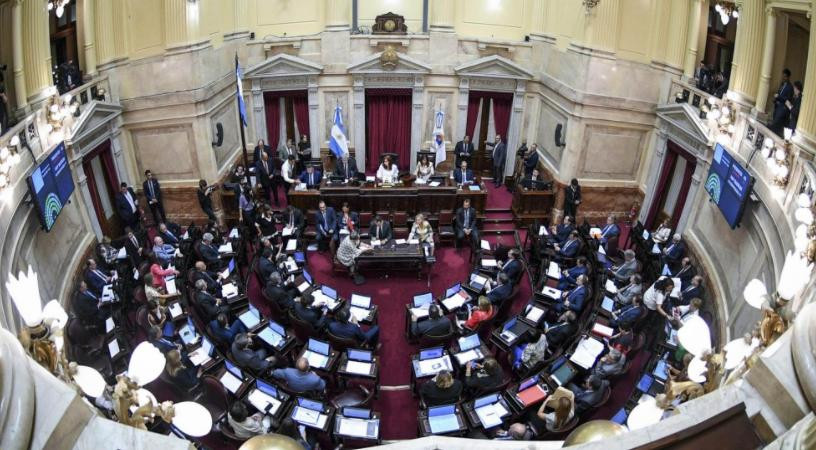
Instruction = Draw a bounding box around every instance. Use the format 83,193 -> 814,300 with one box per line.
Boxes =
235,55 -> 248,127
432,109 -> 446,166
329,105 -> 349,158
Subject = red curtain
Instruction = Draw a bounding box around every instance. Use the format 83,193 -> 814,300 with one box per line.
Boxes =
82,159 -> 104,226
466,91 -> 513,139
465,97 -> 481,138
365,89 -> 412,173
491,96 -> 512,139
263,92 -> 280,149
82,139 -> 118,227
670,158 -> 697,229
644,149 -> 678,229
292,94 -> 310,139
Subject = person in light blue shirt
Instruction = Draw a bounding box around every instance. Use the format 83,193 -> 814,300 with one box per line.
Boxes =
271,357 -> 326,393
152,236 -> 175,264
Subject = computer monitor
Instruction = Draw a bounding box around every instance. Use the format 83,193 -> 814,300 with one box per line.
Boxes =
473,393 -> 499,409
503,318 -> 517,331
256,379 -> 278,398
225,360 -> 243,379
308,338 -> 330,355
413,292 -> 433,307
268,320 -> 286,337
321,285 -> 337,300
428,404 -> 456,416
445,283 -> 461,298
636,374 -> 654,393
200,337 -> 214,356
458,334 -> 480,352
343,407 -> 371,419
303,270 -> 312,284
611,408 -> 628,425
419,347 -> 443,360
652,359 -> 669,381
298,398 -> 324,411
351,294 -> 371,308
348,348 -> 373,362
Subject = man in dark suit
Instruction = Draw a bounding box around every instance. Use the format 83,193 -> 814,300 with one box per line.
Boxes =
563,178 -> 581,219
208,313 -> 246,345
74,281 -> 104,326
454,135 -> 475,167
520,168 -> 544,190
453,160 -> 474,185
662,234 -> 685,269
487,273 -> 512,305
485,135 -> 506,187
142,170 -> 165,225
197,179 -> 217,222
672,257 -> 696,288
410,304 -> 452,338
334,155 -> 359,181
299,165 -> 322,189
455,198 -> 479,249
550,216 -> 574,244
197,233 -> 221,267
253,139 -> 272,164
554,275 -> 588,314
498,249 -> 522,284
571,375 -> 610,415
328,308 -> 380,345
523,144 -> 540,176
545,311 -> 577,348
255,152 -> 278,205
232,333 -> 276,373
192,260 -> 222,293
315,201 -> 337,248
679,276 -> 704,305
115,182 -> 140,229
294,293 -> 328,329
84,258 -> 112,297
554,231 -> 580,259
123,227 -> 144,266
609,294 -> 644,328
194,279 -> 227,320
336,202 -> 359,235
157,222 -> 181,247
297,135 -> 311,173
258,248 -> 276,281
598,215 -> 620,246
771,68 -> 794,135
369,215 -> 393,242
264,272 -> 295,310
282,205 -> 305,238
148,326 -> 178,354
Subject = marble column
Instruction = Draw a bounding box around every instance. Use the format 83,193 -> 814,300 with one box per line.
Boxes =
730,0 -> 765,104
676,158 -> 705,232
11,0 -> 27,109
251,80 -> 266,144
504,81 -> 526,177
308,77 -> 321,157
794,0 -> 816,151
22,0 -> 53,101
429,0 -> 455,32
94,0 -> 114,65
573,0 -> 619,56
81,0 -> 97,77
639,129 -> 668,223
164,0 -> 202,50
111,0 -> 127,59
666,0 -> 691,70
352,78 -> 366,170
410,76 -> 425,171
683,0 -> 703,78
326,0 -> 351,31
755,7 -> 777,113
456,78 -> 469,140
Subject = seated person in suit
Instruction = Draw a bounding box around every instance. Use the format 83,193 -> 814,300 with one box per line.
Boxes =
520,168 -> 545,190
409,213 -> 435,256
609,295 -> 644,329
264,272 -> 296,310
455,198 -> 479,250
498,249 -> 523,285
569,375 -> 610,415
334,154 -> 359,181
157,222 -> 182,247
486,272 -> 513,306
282,205 -> 305,238
369,215 -> 393,242
553,231 -> 580,259
227,401 -> 270,439
678,276 -> 704,305
452,160 -> 474,185
553,275 -> 588,314
546,311 -> 577,349
462,296 -> 494,331
598,215 -> 620,246
670,297 -> 703,328
208,313 -> 246,345
293,293 -> 328,330
194,279 -> 228,321
652,219 -> 672,245
197,233 -> 221,267
549,216 -> 574,245
164,349 -> 200,391
608,249 -> 638,285
410,304 -> 451,338
271,357 -> 326,393
464,357 -> 503,392
420,370 -> 463,406
152,236 -> 175,265
376,155 -> 399,183
592,348 -> 627,379
149,325 -> 178,354
672,257 -> 697,288
314,201 -> 337,247
512,329 -> 548,369
558,257 -> 588,290
84,258 -> 112,297
336,232 -> 372,278
231,333 -> 276,373
193,260 -> 223,294
258,248 -> 277,281
299,165 -> 322,189
537,392 -> 575,432
328,307 -> 380,346
336,202 -> 359,235
415,154 -> 435,183
615,274 -> 643,305
662,234 -> 685,268
74,281 -> 105,326
523,143 -> 540,175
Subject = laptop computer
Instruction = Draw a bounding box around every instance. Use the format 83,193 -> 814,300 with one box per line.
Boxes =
189,336 -> 214,366
518,375 -> 539,392
344,348 -> 373,375
549,362 -> 577,386
321,285 -> 337,300
458,334 -> 481,352
337,407 -> 379,439
499,318 -> 525,343
474,393 -> 499,409
292,397 -> 326,427
413,292 -> 433,308
636,374 -> 654,393
445,283 -> 461,298
258,322 -> 286,348
303,270 -> 312,284
239,304 -> 262,329
652,359 -> 670,381
611,407 -> 628,425
256,379 -> 278,399
304,338 -> 330,368
348,348 -> 373,362
419,347 -> 444,360
427,404 -> 459,434
350,294 -> 372,309
298,397 -> 324,411
469,272 -> 488,291
225,360 -> 243,379
179,317 -> 197,345
343,407 -> 371,419
247,379 -> 283,415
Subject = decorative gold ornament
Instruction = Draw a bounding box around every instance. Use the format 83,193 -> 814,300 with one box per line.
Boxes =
805,224 -> 816,264
19,324 -> 58,374
563,420 -> 626,446
240,434 -> 306,450
380,45 -> 398,70
663,374 -> 704,404
112,375 -> 174,429
759,295 -> 790,346
702,350 -> 725,393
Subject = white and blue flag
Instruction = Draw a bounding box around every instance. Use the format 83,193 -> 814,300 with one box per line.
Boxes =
329,105 -> 349,158
431,109 -> 446,166
235,55 -> 247,127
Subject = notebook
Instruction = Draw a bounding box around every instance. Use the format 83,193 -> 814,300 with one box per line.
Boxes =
549,363 -> 577,387
516,384 -> 548,406
569,336 -> 605,369
441,291 -> 468,311
540,286 -> 562,299
591,323 -> 614,338
474,398 -> 507,429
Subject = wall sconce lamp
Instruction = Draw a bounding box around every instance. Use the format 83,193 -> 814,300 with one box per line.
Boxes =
760,134 -> 792,187
706,96 -> 736,147
47,0 -> 71,18
582,0 -> 601,14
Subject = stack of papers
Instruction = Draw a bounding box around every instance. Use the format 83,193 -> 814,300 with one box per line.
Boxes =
454,349 -> 483,365
286,240 -> 298,251
516,384 -> 548,406
570,337 -> 605,369
370,239 -> 381,247
475,402 -> 508,428
282,227 -> 293,237
605,280 -> 618,294
293,406 -> 324,426
592,323 -> 614,338
168,303 -> 183,318
541,286 -> 562,299
345,360 -> 372,375
481,259 -> 497,268
480,240 -> 491,251
416,356 -> 452,377
441,292 -> 468,311
218,242 -> 233,254
525,306 -> 545,323
428,181 -> 441,187
547,262 -> 561,279
222,283 -> 239,299
395,239 -> 407,245
407,238 -> 420,245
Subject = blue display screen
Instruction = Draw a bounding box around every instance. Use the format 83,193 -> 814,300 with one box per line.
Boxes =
705,143 -> 753,229
28,142 -> 75,231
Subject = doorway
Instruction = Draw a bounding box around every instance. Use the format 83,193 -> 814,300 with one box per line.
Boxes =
645,141 -> 697,230
82,140 -> 121,238
465,91 -> 513,177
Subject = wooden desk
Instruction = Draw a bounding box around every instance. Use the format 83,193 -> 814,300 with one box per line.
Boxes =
357,243 -> 432,285
336,353 -> 380,394
333,411 -> 382,445
462,393 -> 514,430
512,189 -> 554,225
288,180 -> 487,217
417,405 -> 469,437
295,347 -> 341,375
241,380 -> 293,423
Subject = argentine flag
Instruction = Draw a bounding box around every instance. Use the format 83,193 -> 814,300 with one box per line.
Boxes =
432,110 -> 446,166
235,55 -> 247,127
329,105 -> 349,158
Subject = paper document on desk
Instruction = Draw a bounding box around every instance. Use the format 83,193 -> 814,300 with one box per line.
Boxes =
338,418 -> 378,438
174,248 -> 183,257
525,306 -> 544,323
220,372 -> 242,393
472,274 -> 488,287
339,229 -> 350,235
282,227 -> 293,237
108,340 -> 120,357
541,286 -> 562,299
292,406 -> 320,425
592,323 -> 614,338
345,360 -> 372,375
671,278 -> 681,298
229,228 -> 239,239
407,238 -> 419,245
349,306 -> 370,323
570,337 -> 605,369
312,291 -> 338,309
221,283 -> 239,299
101,285 -> 115,303
476,403 -> 506,428
480,240 -> 491,251
189,349 -> 212,366
481,258 -> 497,268
285,239 -> 297,251
468,185 -> 480,191
116,247 -> 127,259
395,239 -> 407,245
441,292 -> 468,311
218,242 -> 233,254
410,306 -> 430,319
454,349 -> 483,365
418,356 -> 451,376
539,225 -> 548,236
105,317 -> 115,333
285,259 -> 298,273
297,281 -> 310,293
370,239 -> 381,247
248,390 -> 281,414
601,296 -> 615,312
643,230 -> 650,240
651,243 -> 660,254
168,302 -> 183,318
605,279 -> 618,294
547,262 -> 561,279
429,181 -> 441,187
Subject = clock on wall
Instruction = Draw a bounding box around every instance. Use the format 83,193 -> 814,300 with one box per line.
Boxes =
373,12 -> 407,34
